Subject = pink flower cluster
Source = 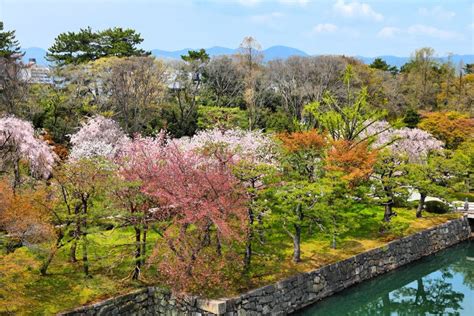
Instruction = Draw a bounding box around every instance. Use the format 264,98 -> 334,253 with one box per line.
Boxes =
0,116 -> 56,179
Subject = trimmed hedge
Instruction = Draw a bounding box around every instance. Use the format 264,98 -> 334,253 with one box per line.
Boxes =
425,200 -> 450,214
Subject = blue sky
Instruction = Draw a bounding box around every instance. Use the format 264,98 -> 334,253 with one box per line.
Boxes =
1,0 -> 473,56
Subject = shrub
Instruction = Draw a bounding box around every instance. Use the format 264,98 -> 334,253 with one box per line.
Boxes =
425,200 -> 451,214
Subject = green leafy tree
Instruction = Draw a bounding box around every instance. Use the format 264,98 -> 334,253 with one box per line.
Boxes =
54,158 -> 114,276
47,27 -> 149,65
317,173 -> 364,249
405,153 -> 450,218
164,50 -> 210,137
372,149 -> 409,222
369,58 -> 398,75
303,65 -> 386,142
264,180 -> 323,262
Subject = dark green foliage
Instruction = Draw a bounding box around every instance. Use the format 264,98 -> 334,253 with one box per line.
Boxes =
47,27 -> 149,65
264,109 -> 296,132
197,105 -> 248,130
369,58 -> 398,75
464,64 -> 474,74
160,103 -> 198,138
0,22 -> 22,59
403,108 -> 421,128
425,201 -> 450,214
181,49 -> 210,63
450,192 -> 474,203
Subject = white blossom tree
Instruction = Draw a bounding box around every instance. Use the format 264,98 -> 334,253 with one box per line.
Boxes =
364,121 -> 443,221
0,116 -> 56,187
69,115 -> 129,160
173,128 -> 278,166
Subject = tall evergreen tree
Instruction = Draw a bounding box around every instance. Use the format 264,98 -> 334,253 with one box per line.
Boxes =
0,22 -> 22,59
47,27 -> 149,65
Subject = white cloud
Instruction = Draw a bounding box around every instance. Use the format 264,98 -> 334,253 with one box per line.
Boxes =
377,27 -> 401,38
407,24 -> 462,40
251,12 -> 284,25
377,24 -> 463,41
279,0 -> 310,6
333,0 -> 383,21
312,23 -> 338,34
419,6 -> 455,20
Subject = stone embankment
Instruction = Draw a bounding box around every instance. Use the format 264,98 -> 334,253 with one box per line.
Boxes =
60,216 -> 471,316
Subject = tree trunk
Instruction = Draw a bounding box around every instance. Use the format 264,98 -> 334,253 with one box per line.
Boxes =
40,231 -> 64,276
13,157 -> 20,190
70,204 -> 81,263
383,203 -> 394,222
40,247 -> 58,276
415,278 -> 426,305
82,234 -> 89,276
216,231 -> 222,257
244,208 -> 254,270
141,223 -> 147,266
382,292 -> 391,316
81,196 -> 89,277
292,224 -> 301,263
132,226 -> 142,280
416,192 -> 426,218
70,240 -> 77,263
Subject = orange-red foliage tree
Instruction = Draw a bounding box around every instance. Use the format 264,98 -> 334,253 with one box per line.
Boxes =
418,111 -> 474,149
325,140 -> 377,187
0,179 -> 56,274
278,130 -> 327,181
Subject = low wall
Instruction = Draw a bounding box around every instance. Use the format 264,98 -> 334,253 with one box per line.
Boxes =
60,216 -> 471,316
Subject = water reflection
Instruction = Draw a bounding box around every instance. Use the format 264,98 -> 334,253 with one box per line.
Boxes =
296,241 -> 474,316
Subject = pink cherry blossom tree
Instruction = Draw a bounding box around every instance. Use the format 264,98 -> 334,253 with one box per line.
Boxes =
117,133 -> 248,292
69,115 -> 129,160
0,116 -> 56,188
113,132 -> 168,280
174,128 -> 278,270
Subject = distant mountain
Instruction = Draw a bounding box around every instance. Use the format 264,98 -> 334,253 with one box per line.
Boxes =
262,45 -> 308,61
357,55 -> 474,68
152,45 -> 308,61
22,47 -> 48,66
21,46 -> 474,69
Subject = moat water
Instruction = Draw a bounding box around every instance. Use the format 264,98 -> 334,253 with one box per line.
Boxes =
295,240 -> 474,316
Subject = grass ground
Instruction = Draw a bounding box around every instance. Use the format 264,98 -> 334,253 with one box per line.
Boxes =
0,207 -> 460,315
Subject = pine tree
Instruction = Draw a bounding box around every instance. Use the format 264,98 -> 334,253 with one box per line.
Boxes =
0,22 -> 22,59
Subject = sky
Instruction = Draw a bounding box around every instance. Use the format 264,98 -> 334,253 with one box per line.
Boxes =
1,0 -> 473,57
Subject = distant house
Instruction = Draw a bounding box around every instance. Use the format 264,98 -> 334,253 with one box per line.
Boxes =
21,58 -> 52,84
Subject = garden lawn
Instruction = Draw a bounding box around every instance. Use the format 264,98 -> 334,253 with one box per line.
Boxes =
0,207 -> 461,314
247,207 -> 461,288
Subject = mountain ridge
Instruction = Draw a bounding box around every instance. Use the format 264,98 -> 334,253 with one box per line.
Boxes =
22,47 -> 474,69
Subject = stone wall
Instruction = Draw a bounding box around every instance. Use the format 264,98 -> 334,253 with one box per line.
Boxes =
60,216 -> 471,316
59,287 -> 224,316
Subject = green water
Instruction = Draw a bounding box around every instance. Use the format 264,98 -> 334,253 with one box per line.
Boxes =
296,241 -> 474,316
